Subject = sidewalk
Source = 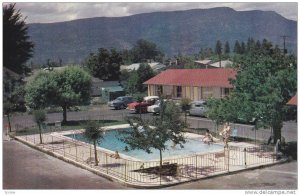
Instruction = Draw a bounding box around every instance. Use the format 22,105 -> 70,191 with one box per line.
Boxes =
3,139 -> 129,189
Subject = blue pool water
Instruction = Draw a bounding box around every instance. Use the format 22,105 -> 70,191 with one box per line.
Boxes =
66,129 -> 224,161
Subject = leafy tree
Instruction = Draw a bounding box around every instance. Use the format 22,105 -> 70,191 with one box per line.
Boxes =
136,63 -> 155,91
124,63 -> 155,94
3,3 -> 34,74
84,48 -> 122,81
25,66 -> 92,123
124,70 -> 139,95
120,101 -> 186,167
215,40 -> 222,67
33,109 -> 46,144
131,39 -> 164,63
83,120 -> 104,166
207,39 -> 297,144
25,72 -> 55,109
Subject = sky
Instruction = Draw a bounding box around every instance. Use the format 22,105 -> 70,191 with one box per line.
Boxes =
6,2 -> 298,24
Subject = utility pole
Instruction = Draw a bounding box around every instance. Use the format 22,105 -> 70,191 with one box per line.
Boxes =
280,35 -> 289,54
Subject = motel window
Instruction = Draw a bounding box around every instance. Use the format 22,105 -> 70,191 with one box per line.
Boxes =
224,88 -> 230,96
176,86 -> 182,98
202,87 -> 213,99
155,85 -> 163,96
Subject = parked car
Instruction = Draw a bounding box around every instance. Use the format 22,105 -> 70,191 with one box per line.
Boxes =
188,100 -> 207,117
127,96 -> 159,113
147,99 -> 161,114
108,96 -> 134,110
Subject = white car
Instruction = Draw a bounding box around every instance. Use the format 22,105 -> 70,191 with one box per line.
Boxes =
188,100 -> 207,117
147,99 -> 161,114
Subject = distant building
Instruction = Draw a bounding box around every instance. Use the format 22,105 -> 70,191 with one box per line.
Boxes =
209,60 -> 233,68
194,60 -> 212,68
101,86 -> 125,102
144,68 -> 236,101
91,77 -> 123,97
120,62 -> 166,72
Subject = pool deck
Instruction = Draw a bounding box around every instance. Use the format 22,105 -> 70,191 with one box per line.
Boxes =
13,124 -> 285,188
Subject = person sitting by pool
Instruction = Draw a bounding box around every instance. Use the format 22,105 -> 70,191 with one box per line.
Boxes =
202,129 -> 214,145
109,151 -> 120,159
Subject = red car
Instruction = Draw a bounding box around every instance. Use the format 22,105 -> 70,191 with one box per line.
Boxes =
127,96 -> 159,113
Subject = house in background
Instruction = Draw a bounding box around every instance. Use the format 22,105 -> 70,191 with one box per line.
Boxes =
209,60 -> 233,68
194,60 -> 212,68
144,68 -> 236,101
91,77 -> 123,97
194,60 -> 233,69
120,62 -> 166,72
101,86 -> 125,102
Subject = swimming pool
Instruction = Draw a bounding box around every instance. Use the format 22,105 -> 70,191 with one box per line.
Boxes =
65,129 -> 224,161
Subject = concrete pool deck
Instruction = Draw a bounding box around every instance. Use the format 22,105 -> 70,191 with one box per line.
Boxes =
13,124 -> 285,188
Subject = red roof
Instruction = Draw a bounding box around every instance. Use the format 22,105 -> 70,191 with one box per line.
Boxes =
144,68 -> 236,88
287,94 -> 297,105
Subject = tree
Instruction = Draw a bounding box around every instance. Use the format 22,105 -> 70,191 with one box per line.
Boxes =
207,39 -> 297,144
33,109 -> 46,144
131,39 -> 164,63
241,41 -> 246,54
136,63 -> 155,92
124,63 -> 155,94
25,66 -> 92,123
83,120 -> 104,166
3,3 -> 34,74
233,40 -> 241,54
215,40 -> 222,67
224,41 -> 230,54
83,48 -> 122,81
124,70 -> 139,95
120,101 -> 186,167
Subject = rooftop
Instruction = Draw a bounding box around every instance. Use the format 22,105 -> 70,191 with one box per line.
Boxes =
144,68 -> 236,87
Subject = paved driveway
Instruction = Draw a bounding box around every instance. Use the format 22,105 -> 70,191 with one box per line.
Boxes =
3,139 -> 130,189
167,161 -> 297,190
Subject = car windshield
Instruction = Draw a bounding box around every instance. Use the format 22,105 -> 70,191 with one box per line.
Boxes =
154,100 -> 160,105
116,97 -> 123,101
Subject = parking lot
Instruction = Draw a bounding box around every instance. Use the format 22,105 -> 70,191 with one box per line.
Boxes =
5,104 -> 297,143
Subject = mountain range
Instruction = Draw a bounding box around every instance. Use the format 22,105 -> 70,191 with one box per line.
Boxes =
27,7 -> 297,65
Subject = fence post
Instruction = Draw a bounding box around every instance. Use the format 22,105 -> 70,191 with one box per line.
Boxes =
63,139 -> 65,157
75,142 -> 78,161
52,135 -> 54,152
227,148 -> 230,172
106,153 -> 108,174
195,155 -> 198,178
244,148 -> 247,168
124,160 -> 127,182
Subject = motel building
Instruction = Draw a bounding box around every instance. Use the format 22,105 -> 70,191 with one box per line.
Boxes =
144,68 -> 237,101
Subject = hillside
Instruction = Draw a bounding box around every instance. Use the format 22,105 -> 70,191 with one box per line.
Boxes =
27,7 -> 297,64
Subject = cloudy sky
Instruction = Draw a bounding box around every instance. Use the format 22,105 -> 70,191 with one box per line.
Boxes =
9,2 -> 298,24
